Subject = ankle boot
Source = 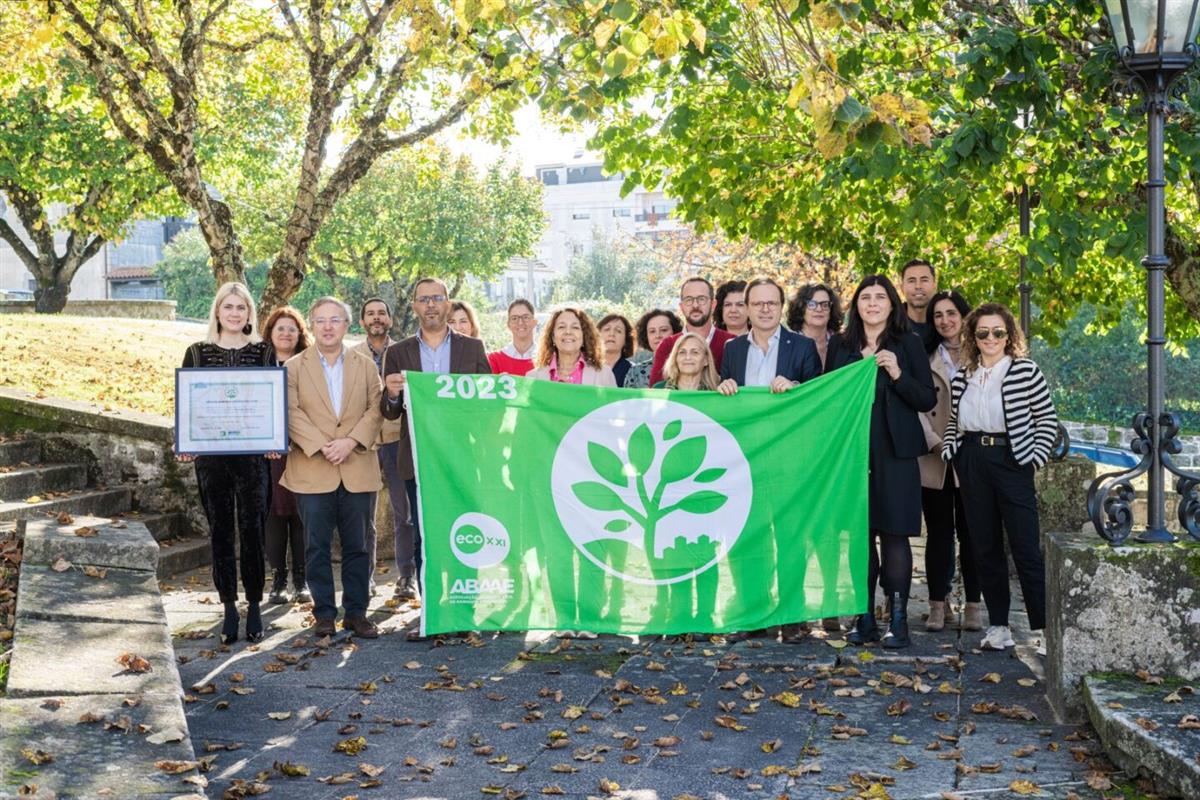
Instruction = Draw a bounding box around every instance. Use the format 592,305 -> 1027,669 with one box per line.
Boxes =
881,592 -> 910,649
962,602 -> 983,631
221,602 -> 239,645
245,601 -> 264,643
268,571 -> 288,604
292,569 -> 311,604
925,600 -> 946,632
846,613 -> 880,645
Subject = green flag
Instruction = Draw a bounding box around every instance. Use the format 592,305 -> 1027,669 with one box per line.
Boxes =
407,358 -> 876,636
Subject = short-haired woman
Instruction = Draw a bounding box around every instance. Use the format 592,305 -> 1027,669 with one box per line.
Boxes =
528,307 -> 618,387
919,291 -> 982,632
654,332 -> 720,390
624,309 -> 682,388
787,283 -> 844,369
178,283 -> 276,644
826,275 -> 936,649
597,313 -> 636,386
942,302 -> 1058,654
449,299 -> 482,339
262,306 -> 311,605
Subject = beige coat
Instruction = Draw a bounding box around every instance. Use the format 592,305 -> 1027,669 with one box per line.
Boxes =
350,339 -> 403,445
918,347 -> 956,489
280,346 -> 383,494
526,363 -> 618,386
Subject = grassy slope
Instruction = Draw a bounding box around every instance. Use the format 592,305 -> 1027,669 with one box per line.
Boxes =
0,315 -> 207,418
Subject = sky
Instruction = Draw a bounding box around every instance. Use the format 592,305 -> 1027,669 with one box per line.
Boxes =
443,103 -> 599,176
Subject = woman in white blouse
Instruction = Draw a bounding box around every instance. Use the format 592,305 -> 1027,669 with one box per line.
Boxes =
941,303 -> 1058,655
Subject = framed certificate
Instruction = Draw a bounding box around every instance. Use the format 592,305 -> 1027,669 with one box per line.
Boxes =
175,367 -> 288,455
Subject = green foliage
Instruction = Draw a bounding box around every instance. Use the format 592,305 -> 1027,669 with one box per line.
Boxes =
1033,306 -> 1200,434
554,234 -> 665,308
592,0 -> 1200,340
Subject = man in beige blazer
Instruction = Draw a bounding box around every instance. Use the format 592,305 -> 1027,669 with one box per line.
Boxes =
350,297 -> 413,600
380,278 -> 490,605
281,297 -> 384,639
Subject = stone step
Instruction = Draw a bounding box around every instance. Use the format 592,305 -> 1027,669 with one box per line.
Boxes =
0,436 -> 40,467
156,536 -> 211,579
0,486 -> 132,523
0,462 -> 88,502
120,510 -> 192,543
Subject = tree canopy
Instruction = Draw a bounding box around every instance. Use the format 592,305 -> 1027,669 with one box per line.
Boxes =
592,0 -> 1200,342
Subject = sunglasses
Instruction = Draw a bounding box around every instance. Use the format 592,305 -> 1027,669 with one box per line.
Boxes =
974,328 -> 1009,341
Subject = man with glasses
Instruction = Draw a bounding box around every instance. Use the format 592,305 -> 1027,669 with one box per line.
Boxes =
351,298 -> 415,599
488,298 -> 538,376
900,259 -> 940,353
380,278 -> 490,616
649,276 -> 736,385
716,277 -> 821,395
281,297 -> 384,639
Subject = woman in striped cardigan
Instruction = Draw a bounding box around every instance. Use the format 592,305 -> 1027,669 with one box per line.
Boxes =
941,302 -> 1058,654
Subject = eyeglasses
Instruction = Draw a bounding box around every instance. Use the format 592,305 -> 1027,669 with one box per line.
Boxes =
415,294 -> 447,305
974,328 -> 1009,341
680,295 -> 711,306
312,317 -> 345,326
749,300 -> 781,310
509,314 -> 534,323
806,300 -> 831,310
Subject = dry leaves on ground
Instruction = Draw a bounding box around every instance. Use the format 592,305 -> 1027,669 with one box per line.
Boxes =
116,652 -> 152,673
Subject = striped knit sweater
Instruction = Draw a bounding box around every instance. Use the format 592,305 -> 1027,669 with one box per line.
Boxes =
941,357 -> 1058,468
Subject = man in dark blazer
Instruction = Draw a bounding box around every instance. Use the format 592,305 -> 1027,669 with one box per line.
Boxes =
717,276 -> 822,395
380,277 -> 490,602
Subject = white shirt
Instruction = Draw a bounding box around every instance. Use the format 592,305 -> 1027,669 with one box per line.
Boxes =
958,356 -> 1011,433
744,326 -> 782,387
318,348 -> 346,419
499,341 -> 537,360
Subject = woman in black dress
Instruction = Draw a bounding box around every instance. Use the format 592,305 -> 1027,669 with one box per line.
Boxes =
178,282 -> 276,644
826,275 -> 936,648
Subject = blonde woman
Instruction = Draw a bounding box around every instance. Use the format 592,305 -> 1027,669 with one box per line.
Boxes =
178,283 -> 276,645
653,332 -> 720,390
449,299 -> 482,339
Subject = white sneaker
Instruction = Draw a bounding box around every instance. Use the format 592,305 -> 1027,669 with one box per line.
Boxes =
980,625 -> 1015,650
1033,630 -> 1047,657
575,630 -> 598,640
554,630 -> 576,638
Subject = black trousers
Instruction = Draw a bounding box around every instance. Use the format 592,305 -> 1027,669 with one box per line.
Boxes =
194,456 -> 269,603
954,438 -> 1046,630
265,513 -> 305,587
404,479 -> 424,583
921,470 -> 981,602
295,485 -> 372,621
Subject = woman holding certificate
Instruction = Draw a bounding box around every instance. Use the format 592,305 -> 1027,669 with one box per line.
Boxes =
179,282 -> 276,644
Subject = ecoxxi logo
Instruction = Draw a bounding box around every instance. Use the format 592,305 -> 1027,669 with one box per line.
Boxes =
551,399 -> 752,585
448,513 -> 511,569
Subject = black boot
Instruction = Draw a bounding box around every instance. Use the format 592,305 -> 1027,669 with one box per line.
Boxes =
268,571 -> 288,604
245,600 -> 264,643
881,591 -> 910,649
221,602 -> 239,645
846,613 -> 880,645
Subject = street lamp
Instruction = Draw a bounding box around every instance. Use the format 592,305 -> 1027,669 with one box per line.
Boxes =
1088,0 -> 1200,543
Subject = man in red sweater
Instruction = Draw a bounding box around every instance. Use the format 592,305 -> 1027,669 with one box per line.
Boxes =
649,276 -> 737,385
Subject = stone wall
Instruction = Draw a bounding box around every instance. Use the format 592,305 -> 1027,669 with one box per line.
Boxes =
1063,419 -> 1200,470
0,299 -> 176,320
0,387 -> 201,533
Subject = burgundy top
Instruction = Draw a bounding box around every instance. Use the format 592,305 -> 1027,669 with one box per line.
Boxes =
268,455 -> 297,517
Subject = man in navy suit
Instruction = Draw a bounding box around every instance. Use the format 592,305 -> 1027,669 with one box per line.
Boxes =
717,276 -> 822,395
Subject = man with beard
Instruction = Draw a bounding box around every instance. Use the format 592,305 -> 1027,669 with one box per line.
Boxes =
351,298 -> 415,599
648,276 -> 736,386
901,259 -> 940,353
380,278 -> 490,617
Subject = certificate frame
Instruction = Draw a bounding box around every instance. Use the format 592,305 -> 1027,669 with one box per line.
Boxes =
174,367 -> 289,456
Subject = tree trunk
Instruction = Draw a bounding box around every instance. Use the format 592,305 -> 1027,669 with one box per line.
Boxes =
1165,223 -> 1200,325
33,280 -> 71,313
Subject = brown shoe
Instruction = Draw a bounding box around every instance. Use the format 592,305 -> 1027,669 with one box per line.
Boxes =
313,617 -> 337,637
781,623 -> 807,644
345,615 -> 379,639
962,602 -> 983,632
925,600 -> 946,632
821,617 -> 842,633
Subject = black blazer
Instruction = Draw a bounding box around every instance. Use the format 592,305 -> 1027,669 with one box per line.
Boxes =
825,331 -> 936,458
719,328 -> 822,386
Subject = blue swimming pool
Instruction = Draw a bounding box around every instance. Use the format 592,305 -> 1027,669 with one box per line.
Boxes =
1069,442 -> 1140,468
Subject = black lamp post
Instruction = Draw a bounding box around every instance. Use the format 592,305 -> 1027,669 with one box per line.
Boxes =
1088,0 -> 1200,544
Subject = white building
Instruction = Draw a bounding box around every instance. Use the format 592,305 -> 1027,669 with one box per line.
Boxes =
0,197 -> 186,301
482,152 -> 684,307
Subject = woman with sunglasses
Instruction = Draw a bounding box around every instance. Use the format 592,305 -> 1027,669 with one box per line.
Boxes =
941,303 -> 1058,655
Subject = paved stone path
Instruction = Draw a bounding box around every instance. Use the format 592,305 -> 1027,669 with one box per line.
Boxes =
162,552 -> 1124,800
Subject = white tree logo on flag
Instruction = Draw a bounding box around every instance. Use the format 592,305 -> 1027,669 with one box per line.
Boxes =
551,399 -> 752,585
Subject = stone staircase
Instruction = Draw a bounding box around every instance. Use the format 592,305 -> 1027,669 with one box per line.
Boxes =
0,436 -> 209,578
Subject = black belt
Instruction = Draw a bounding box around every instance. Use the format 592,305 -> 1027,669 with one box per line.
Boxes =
962,431 -> 1009,447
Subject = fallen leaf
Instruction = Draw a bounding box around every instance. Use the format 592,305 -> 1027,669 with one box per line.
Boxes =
598,777 -> 620,794
83,565 -> 106,579
980,672 -> 1002,684
771,691 -> 802,708
51,556 -> 71,572
1017,678 -> 1037,687
359,762 -> 385,777
267,711 -> 292,721
116,653 -> 152,673
714,715 -> 747,731
154,759 -> 199,774
886,699 -> 912,716
274,760 -> 310,777
20,747 -> 54,765
146,728 -> 186,744
1009,779 -> 1042,795
334,736 -> 368,755
1135,717 -> 1160,732
760,738 -> 782,753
